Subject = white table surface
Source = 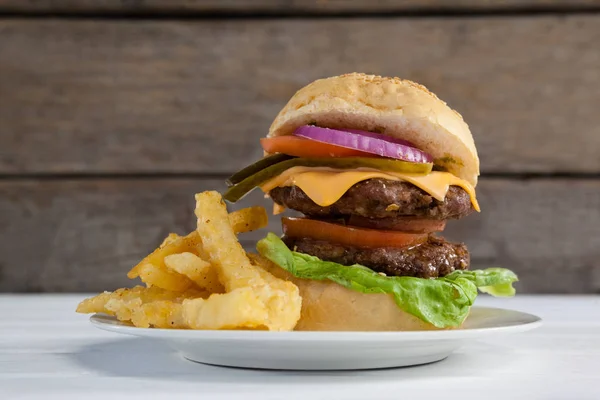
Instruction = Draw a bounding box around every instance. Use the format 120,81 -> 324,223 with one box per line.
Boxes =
1,294 -> 599,400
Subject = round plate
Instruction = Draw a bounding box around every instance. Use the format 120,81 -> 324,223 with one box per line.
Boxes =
90,306 -> 541,370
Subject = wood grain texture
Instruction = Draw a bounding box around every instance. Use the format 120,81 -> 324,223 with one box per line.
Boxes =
1,178 -> 599,293
1,16 -> 599,174
1,1 -> 598,14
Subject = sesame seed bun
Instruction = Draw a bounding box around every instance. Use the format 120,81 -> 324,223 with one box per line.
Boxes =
267,73 -> 479,186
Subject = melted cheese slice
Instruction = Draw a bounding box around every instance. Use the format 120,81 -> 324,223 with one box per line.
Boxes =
261,167 -> 480,212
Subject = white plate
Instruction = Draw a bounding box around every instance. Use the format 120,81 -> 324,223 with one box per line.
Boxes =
90,306 -> 541,370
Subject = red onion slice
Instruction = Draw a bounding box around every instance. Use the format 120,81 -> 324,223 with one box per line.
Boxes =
342,129 -> 416,148
293,126 -> 433,163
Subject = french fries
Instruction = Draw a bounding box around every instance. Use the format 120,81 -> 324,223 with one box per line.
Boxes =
126,231 -> 203,281
164,252 -> 223,293
195,192 -> 301,331
137,263 -> 194,292
182,288 -> 269,330
127,205 -> 268,281
228,206 -> 268,234
195,192 -> 263,292
77,195 -> 301,331
76,286 -> 205,328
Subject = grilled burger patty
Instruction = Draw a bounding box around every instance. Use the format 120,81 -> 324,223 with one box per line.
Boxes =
270,179 -> 474,220
284,235 -> 470,279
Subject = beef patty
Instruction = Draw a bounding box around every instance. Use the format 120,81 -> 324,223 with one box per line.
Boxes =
284,235 -> 470,279
270,179 -> 474,220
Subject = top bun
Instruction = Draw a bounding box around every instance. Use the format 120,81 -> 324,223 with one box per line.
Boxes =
268,73 -> 480,186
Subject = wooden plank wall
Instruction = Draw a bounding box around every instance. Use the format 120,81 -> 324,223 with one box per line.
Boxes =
1,1 -> 599,293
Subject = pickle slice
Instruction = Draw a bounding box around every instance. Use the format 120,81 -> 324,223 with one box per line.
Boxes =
226,153 -> 294,187
223,157 -> 432,203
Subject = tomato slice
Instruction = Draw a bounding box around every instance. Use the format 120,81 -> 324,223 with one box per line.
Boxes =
282,217 -> 427,249
260,136 -> 374,158
347,215 -> 446,234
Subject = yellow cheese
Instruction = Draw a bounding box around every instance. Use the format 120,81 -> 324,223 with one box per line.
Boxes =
260,167 -> 480,212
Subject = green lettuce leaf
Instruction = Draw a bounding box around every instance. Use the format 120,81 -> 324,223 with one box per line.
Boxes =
257,233 -> 518,328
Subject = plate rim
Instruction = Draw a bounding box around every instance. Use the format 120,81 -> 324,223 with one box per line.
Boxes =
89,306 -> 542,341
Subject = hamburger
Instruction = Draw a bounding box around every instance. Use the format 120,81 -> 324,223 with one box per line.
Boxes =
224,73 -> 517,331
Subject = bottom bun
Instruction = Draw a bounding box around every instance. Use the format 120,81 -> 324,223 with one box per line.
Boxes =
254,254 -> 460,331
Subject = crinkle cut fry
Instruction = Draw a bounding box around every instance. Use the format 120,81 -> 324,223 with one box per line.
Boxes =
194,191 -> 301,331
